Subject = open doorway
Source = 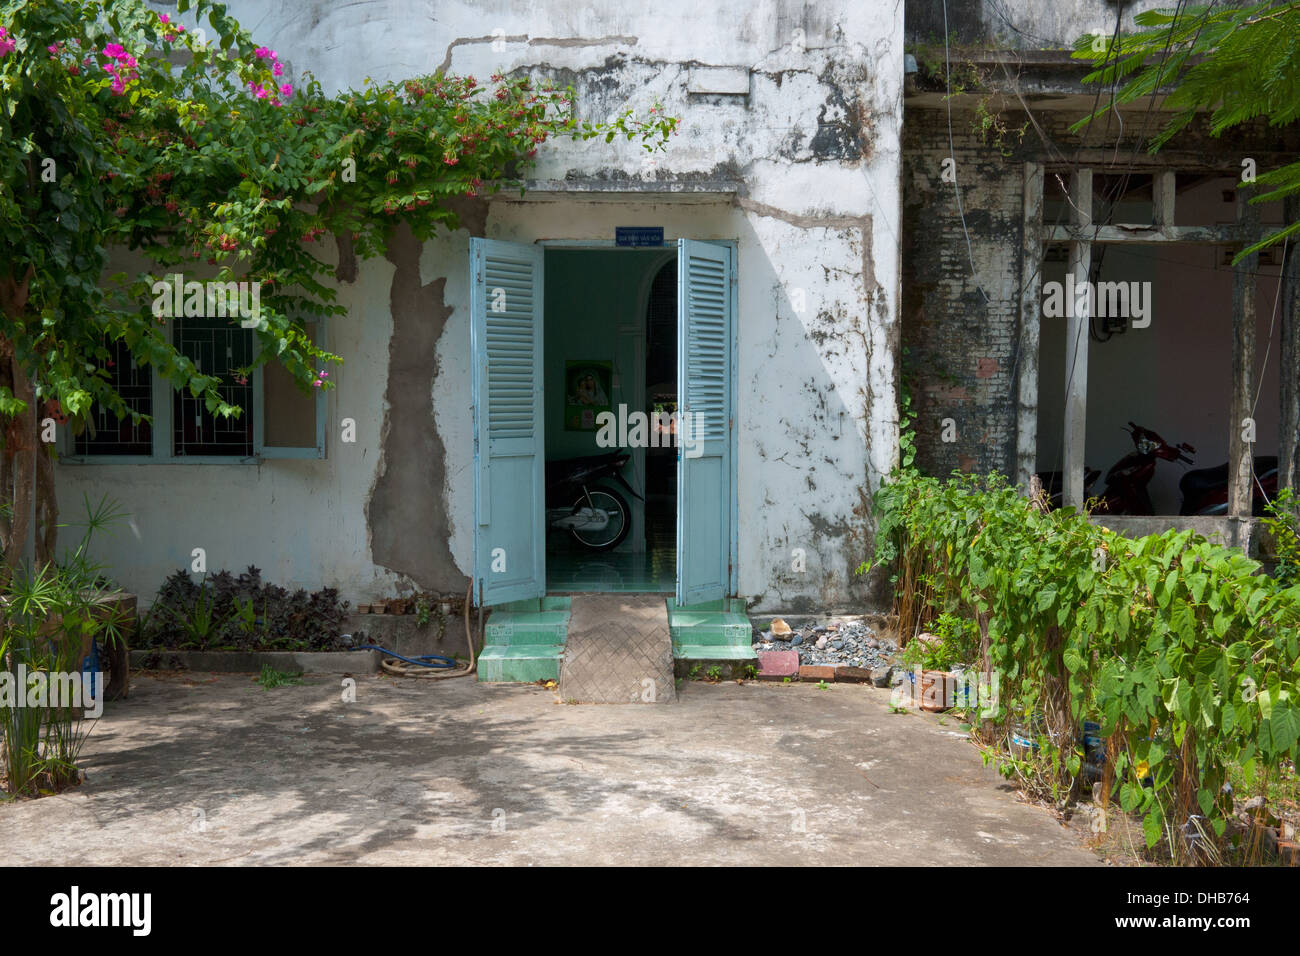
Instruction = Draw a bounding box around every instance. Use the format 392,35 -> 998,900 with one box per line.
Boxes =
542,249 -> 677,592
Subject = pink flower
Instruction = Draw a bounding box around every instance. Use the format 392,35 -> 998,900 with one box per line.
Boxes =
279,83 -> 292,97
110,76 -> 125,94
47,43 -> 59,54
272,61 -> 283,76
159,13 -> 170,24
103,42 -> 125,58
254,85 -> 268,99
0,36 -> 15,59
254,46 -> 270,58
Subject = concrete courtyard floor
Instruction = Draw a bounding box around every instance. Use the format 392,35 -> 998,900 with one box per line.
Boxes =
0,672 -> 1103,866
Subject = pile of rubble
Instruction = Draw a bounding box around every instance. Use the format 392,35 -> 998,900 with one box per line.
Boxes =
753,616 -> 900,684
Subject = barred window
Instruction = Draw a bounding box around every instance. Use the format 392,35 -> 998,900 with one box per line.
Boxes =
74,338 -> 153,456
67,317 -> 325,463
171,317 -> 255,457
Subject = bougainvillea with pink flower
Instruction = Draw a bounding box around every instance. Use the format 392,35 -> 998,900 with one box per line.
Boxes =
0,0 -> 677,571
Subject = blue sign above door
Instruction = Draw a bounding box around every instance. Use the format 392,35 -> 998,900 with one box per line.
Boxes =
616,226 -> 665,247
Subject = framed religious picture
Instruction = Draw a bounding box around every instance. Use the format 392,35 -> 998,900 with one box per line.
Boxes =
564,360 -> 613,431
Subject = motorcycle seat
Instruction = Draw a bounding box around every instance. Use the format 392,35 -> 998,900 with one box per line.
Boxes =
1179,456 -> 1278,496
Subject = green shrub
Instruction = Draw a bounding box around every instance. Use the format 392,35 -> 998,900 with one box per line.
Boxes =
1262,488 -> 1300,585
141,567 -> 348,652
863,467 -> 1300,859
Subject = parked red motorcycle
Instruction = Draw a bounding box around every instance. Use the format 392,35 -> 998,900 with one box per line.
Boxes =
1090,422 -> 1278,516
1090,422 -> 1196,516
1179,455 -> 1278,517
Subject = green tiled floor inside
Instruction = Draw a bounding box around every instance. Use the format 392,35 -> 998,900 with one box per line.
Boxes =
546,544 -> 675,592
546,492 -> 675,593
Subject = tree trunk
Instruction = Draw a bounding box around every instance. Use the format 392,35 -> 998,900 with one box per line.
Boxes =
0,266 -> 39,587
35,440 -> 57,569
2,356 -> 36,586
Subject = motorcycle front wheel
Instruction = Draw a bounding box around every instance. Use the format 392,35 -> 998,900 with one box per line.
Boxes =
569,486 -> 631,551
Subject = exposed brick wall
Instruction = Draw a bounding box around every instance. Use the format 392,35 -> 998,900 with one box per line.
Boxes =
902,106 -> 1026,478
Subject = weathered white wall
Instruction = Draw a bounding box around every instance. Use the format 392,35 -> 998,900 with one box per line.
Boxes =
982,0 -> 1185,49
56,0 -> 904,611
906,0 -> 1187,50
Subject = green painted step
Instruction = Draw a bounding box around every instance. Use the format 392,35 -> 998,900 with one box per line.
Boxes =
485,609 -> 570,645
477,644 -> 564,683
478,597 -> 573,682
665,597 -> 747,613
494,596 -> 572,613
672,644 -> 757,661
665,602 -> 752,646
666,598 -> 756,663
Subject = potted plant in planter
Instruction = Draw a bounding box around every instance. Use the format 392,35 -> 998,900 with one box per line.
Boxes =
900,613 -> 981,712
0,496 -> 131,796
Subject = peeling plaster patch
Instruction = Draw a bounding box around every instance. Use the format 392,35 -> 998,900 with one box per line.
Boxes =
367,224 -> 461,591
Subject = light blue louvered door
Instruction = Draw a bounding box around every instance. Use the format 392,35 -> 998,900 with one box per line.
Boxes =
676,239 -> 734,606
471,238 -> 546,606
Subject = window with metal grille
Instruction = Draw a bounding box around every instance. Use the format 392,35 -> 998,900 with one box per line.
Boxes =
75,337 -> 153,456
171,317 -> 255,457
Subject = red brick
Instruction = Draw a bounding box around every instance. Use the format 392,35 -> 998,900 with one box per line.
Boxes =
757,650 -> 799,681
834,664 -> 873,683
799,665 -> 835,682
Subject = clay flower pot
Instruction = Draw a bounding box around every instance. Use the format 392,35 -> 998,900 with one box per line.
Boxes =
919,669 -> 956,712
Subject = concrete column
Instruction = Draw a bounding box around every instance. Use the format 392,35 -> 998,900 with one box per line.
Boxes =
1229,189 -> 1259,518
1153,170 -> 1176,230
1064,169 -> 1092,508
1016,161 -> 1045,491
1281,196 -> 1300,492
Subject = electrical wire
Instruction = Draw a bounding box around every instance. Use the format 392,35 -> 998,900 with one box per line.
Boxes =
942,0 -> 990,304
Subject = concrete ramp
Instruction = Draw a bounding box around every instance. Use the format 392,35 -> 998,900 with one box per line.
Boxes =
559,594 -> 676,704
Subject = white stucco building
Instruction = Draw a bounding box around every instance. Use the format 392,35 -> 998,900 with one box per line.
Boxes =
56,0 -> 906,626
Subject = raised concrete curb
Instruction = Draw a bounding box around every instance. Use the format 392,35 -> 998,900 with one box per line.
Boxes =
130,649 -> 381,674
